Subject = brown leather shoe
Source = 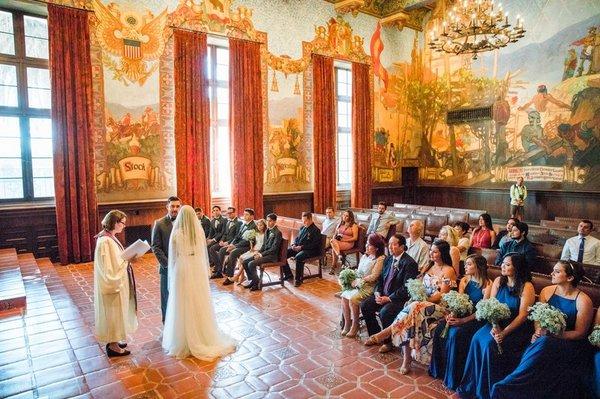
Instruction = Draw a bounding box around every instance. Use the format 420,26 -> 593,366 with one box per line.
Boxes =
378,343 -> 393,353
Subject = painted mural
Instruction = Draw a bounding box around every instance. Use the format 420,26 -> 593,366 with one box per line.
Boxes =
410,0 -> 600,190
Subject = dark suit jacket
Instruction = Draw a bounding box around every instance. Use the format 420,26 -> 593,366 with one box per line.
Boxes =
260,226 -> 283,259
495,237 -> 537,267
152,215 -> 174,274
293,222 -> 322,252
231,220 -> 257,249
375,252 -> 419,304
208,216 -> 226,241
199,215 -> 211,236
222,218 -> 242,244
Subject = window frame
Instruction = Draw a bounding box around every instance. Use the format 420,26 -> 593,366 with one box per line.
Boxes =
0,8 -> 51,203
334,64 -> 352,191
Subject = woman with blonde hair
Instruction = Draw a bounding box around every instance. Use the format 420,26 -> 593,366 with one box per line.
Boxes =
94,210 -> 138,357
438,225 -> 461,276
235,219 -> 267,286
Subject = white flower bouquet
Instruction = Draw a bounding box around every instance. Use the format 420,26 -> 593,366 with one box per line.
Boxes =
589,325 -> 600,347
338,269 -> 357,291
406,278 -> 428,302
242,229 -> 257,243
527,302 -> 567,337
475,298 -> 512,354
440,291 -> 474,338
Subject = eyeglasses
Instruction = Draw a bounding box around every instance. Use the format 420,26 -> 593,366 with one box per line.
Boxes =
118,221 -> 126,226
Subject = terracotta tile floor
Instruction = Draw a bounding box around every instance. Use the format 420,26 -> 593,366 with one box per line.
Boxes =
0,250 -> 454,398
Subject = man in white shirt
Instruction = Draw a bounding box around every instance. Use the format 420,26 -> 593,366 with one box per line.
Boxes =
561,220 -> 600,265
367,202 -> 396,238
405,219 -> 430,271
321,207 -> 340,245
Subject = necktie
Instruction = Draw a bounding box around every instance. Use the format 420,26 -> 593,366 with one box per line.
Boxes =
577,237 -> 585,263
372,215 -> 381,233
383,259 -> 399,295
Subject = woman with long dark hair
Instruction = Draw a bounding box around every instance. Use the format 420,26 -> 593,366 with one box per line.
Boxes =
470,213 -> 496,250
330,210 -> 359,274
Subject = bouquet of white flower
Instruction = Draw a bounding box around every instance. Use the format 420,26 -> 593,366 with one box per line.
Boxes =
338,269 -> 357,291
440,291 -> 474,338
527,302 -> 567,337
589,325 -> 600,347
406,278 -> 428,302
242,229 -> 257,243
475,298 -> 512,354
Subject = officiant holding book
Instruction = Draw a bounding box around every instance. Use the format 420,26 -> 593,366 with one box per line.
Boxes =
94,210 -> 139,357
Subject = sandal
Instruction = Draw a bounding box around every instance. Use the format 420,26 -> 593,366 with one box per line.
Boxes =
364,335 -> 381,346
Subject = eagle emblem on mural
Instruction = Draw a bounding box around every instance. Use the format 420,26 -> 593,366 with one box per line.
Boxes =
92,0 -> 167,86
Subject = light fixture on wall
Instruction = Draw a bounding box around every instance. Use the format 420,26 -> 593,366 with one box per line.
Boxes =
270,71 -> 279,92
428,0 -> 525,60
293,74 -> 301,95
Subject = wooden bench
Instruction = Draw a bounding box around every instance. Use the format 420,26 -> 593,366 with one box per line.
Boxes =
302,234 -> 327,280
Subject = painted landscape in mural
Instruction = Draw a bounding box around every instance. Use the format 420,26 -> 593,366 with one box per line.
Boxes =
414,1 -> 600,190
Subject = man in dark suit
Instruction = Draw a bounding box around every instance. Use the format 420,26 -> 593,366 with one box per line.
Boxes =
283,212 -> 322,287
360,233 -> 419,353
242,213 -> 283,291
195,207 -> 211,236
209,206 -> 241,278
206,205 -> 226,249
151,196 -> 181,323
223,208 -> 257,285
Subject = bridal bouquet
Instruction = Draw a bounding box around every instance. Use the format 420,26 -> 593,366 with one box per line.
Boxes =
440,291 -> 474,338
475,298 -> 512,354
589,325 -> 600,347
338,269 -> 357,291
406,278 -> 428,302
527,302 -> 567,337
242,229 -> 257,243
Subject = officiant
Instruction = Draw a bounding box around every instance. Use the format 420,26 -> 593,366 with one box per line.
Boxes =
94,210 -> 139,357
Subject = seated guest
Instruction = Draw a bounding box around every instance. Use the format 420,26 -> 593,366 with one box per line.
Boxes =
321,206 -> 340,246
492,218 -> 517,249
367,201 -> 396,238
457,253 -> 535,399
282,212 -> 322,287
360,234 -> 419,354
195,207 -> 211,236
330,210 -> 359,274
233,219 -> 267,286
206,205 -> 226,247
209,207 -> 241,278
340,233 -> 385,338
406,219 -> 430,272
561,219 -> 600,265
438,225 -> 461,276
470,213 -> 496,250
495,221 -> 536,268
223,208 -> 257,286
454,222 -> 471,264
429,255 -> 492,390
492,260 -> 594,399
242,214 -> 282,291
365,239 -> 457,374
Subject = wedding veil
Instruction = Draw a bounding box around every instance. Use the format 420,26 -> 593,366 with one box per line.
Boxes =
167,205 -> 210,277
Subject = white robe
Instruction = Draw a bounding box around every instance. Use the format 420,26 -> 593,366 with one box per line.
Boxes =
94,236 -> 138,342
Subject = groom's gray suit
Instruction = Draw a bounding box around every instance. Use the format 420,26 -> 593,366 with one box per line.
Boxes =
152,215 -> 174,323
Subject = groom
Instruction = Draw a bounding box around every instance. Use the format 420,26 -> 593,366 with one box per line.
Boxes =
151,196 -> 181,323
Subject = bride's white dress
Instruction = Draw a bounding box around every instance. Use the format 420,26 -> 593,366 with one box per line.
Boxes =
162,205 -> 237,360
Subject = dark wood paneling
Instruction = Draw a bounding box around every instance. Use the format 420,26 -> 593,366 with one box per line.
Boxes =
263,192 -> 313,218
0,205 -> 57,260
372,186 -> 404,207
98,201 -> 167,245
415,186 -> 600,223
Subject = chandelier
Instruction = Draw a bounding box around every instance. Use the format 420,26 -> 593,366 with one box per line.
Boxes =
428,0 -> 525,60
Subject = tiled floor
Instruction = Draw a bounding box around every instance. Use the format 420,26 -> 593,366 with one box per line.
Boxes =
0,249 -> 454,398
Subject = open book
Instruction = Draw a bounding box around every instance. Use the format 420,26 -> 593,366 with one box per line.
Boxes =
121,239 -> 151,261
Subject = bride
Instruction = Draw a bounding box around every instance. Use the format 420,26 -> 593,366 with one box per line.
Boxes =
162,205 -> 237,360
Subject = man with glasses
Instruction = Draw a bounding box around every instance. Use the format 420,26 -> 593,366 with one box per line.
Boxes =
151,196 -> 181,323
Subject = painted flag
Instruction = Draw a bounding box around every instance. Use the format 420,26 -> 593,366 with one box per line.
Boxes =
123,38 -> 142,60
370,21 -> 389,91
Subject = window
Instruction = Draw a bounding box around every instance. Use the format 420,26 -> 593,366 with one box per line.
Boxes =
0,9 -> 51,201
335,65 -> 352,190
207,43 -> 231,199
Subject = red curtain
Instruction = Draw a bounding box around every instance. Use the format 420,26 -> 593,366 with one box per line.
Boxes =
174,30 -> 211,210
49,5 -> 97,265
312,54 -> 336,214
229,38 -> 264,216
351,62 -> 373,208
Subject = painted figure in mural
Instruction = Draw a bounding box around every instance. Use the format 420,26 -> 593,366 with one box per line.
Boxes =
141,106 -> 159,137
520,111 -> 544,152
518,85 -> 571,113
493,92 -> 511,165
557,108 -> 600,167
573,26 -> 600,77
563,48 -> 579,81
387,143 -> 399,168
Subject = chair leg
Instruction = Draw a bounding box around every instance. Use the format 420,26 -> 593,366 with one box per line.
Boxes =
318,258 -> 322,278
258,267 -> 263,290
279,265 -> 284,287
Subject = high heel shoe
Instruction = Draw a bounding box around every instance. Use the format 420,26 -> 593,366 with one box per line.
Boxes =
106,343 -> 130,357
364,334 -> 382,346
399,364 -> 411,375
345,326 -> 359,338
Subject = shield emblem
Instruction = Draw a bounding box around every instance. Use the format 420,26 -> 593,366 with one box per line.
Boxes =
123,38 -> 142,60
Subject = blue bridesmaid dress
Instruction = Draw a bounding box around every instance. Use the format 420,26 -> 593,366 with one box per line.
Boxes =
593,350 -> 600,398
429,280 -> 485,390
456,284 -> 533,399
492,290 -> 594,399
